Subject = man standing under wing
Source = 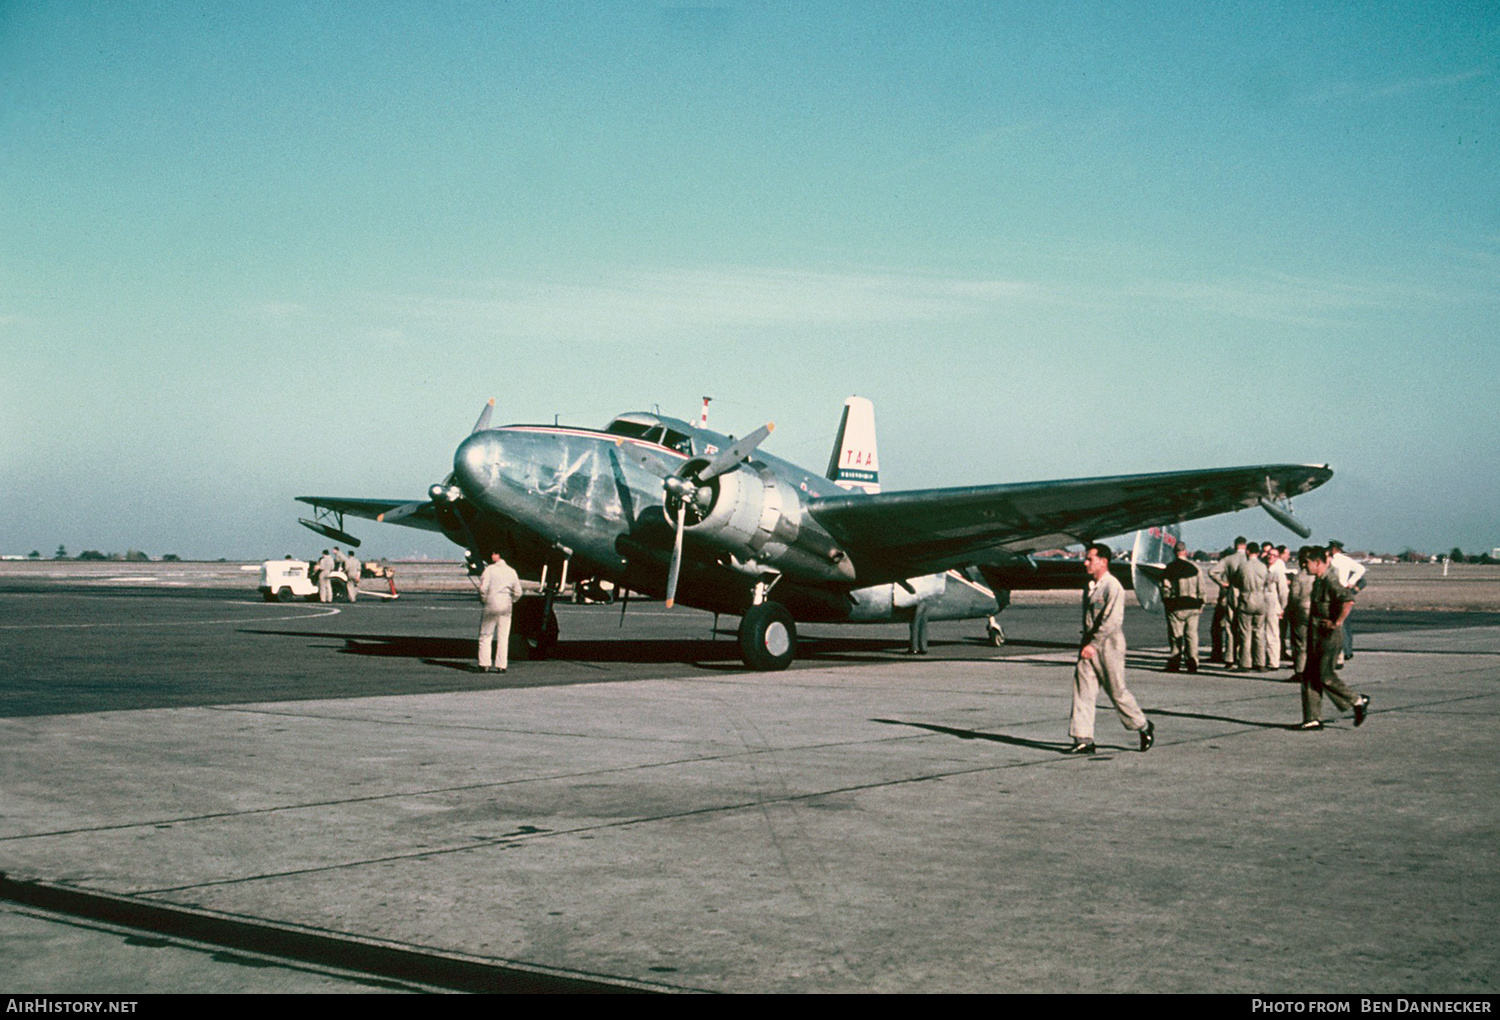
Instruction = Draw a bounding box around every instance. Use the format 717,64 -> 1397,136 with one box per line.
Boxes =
1067,543 -> 1155,755
1160,542 -> 1205,673
477,551 -> 524,674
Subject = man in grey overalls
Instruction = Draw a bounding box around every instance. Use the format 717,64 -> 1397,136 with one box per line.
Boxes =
1066,543 -> 1154,755
1229,541 -> 1270,670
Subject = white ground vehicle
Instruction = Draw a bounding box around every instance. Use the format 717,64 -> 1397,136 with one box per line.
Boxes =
258,559 -> 347,602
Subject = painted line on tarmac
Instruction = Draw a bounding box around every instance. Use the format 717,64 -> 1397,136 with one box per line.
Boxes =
0,606 -> 342,630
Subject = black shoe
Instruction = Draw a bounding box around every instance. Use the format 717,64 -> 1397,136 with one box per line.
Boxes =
1064,740 -> 1096,755
1139,720 -> 1155,752
1186,661 -> 1199,673
1165,658 -> 1180,673
1353,696 -> 1370,727
1296,720 -> 1324,730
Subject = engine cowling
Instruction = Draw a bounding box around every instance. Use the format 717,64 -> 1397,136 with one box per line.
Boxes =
678,462 -> 855,584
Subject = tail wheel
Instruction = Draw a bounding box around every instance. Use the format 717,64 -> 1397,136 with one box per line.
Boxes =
738,601 -> 796,671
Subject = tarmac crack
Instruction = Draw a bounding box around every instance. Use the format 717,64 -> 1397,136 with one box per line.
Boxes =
0,726 -> 1004,844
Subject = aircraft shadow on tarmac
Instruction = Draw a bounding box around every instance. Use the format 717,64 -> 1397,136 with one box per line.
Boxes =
240,627 -> 929,670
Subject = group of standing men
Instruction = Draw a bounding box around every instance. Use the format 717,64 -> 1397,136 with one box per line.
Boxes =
312,547 -> 362,603
1152,536 -> 1369,731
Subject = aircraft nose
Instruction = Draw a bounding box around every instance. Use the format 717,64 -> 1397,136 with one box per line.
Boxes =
453,430 -> 506,503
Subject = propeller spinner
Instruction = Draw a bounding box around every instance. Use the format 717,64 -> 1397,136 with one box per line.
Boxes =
619,422 -> 774,607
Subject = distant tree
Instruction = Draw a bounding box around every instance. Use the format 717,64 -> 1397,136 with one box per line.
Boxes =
54,544 -> 68,559
162,553 -> 181,562
27,550 -> 41,559
77,550 -> 107,561
124,550 -> 149,562
1450,547 -> 1467,564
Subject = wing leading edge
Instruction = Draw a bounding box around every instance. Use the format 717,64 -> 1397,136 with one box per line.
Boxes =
806,463 -> 1332,585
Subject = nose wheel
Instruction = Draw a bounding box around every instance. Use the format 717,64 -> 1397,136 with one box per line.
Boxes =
738,601 -> 796,671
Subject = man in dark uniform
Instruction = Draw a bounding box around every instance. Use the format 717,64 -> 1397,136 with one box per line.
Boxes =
1299,546 -> 1371,730
1286,546 -> 1317,682
1160,543 -> 1205,673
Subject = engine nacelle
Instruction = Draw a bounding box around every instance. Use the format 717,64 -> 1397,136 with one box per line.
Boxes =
685,464 -> 855,584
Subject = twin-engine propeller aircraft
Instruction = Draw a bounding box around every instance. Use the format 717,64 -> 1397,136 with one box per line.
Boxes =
297,397 -> 1330,670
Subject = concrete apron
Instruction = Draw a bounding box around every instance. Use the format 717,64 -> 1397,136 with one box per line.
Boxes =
2,626 -> 1496,993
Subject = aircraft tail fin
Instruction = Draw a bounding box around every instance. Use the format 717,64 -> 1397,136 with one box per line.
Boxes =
1130,524 -> 1183,613
826,396 -> 880,494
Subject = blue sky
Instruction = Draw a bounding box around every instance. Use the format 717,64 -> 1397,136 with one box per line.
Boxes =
2,1 -> 1496,559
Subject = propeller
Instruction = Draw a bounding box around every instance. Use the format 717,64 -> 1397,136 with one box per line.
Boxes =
618,421 -> 775,607
382,399 -> 498,524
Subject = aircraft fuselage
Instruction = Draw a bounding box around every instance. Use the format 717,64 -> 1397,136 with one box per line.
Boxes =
442,419 -> 1000,624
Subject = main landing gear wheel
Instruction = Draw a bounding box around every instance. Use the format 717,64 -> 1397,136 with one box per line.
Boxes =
738,601 -> 796,671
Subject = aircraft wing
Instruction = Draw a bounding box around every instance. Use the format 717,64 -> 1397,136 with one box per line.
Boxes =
296,496 -> 446,534
805,464 -> 1331,585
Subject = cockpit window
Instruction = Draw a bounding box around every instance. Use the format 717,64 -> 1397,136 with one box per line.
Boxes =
603,419 -> 655,439
662,429 -> 694,454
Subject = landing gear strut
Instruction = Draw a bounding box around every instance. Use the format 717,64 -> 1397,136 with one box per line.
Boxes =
516,550 -> 568,660
514,597 -> 559,660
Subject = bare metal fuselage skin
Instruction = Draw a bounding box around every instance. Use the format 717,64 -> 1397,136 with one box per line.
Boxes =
442,415 -> 999,625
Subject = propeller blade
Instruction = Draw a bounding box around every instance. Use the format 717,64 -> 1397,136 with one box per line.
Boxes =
376,501 -> 428,523
471,399 -> 495,434
700,422 -> 774,481
614,437 -> 675,479
664,501 -> 687,608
